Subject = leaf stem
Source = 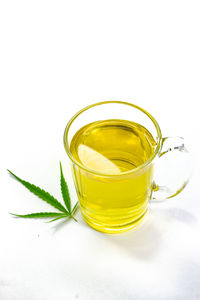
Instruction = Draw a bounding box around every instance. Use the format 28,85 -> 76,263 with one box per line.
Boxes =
70,215 -> 77,222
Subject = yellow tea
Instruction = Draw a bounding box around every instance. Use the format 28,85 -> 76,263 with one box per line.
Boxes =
70,119 -> 156,233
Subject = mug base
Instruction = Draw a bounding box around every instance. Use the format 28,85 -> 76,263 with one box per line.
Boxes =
81,209 -> 148,234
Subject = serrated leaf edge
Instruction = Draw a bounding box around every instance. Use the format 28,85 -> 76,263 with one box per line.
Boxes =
8,169 -> 67,213
59,162 -> 71,212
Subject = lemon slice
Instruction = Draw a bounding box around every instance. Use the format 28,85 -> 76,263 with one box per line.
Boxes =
78,144 -> 121,174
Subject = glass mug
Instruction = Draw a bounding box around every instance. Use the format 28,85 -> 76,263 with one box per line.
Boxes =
64,101 -> 190,233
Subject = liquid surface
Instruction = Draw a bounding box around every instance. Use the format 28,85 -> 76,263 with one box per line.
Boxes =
70,119 -> 156,174
69,119 -> 156,233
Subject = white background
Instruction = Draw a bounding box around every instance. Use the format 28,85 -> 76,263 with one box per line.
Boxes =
1,1 -> 200,299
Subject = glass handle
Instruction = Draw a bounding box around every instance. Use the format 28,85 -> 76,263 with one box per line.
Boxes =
152,136 -> 191,201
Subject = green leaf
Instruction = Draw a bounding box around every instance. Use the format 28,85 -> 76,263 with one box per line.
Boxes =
8,163 -> 79,225
60,162 -> 71,212
7,170 -> 67,213
71,201 -> 79,215
46,215 -> 69,223
10,212 -> 67,219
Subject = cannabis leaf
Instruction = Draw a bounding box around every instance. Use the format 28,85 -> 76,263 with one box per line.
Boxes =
8,162 -> 78,223
60,162 -> 71,212
8,170 -> 68,213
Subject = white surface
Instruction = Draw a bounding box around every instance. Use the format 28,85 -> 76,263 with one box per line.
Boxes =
1,1 -> 200,299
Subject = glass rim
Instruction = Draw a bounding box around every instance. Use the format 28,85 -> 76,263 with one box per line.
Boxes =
63,101 -> 162,177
